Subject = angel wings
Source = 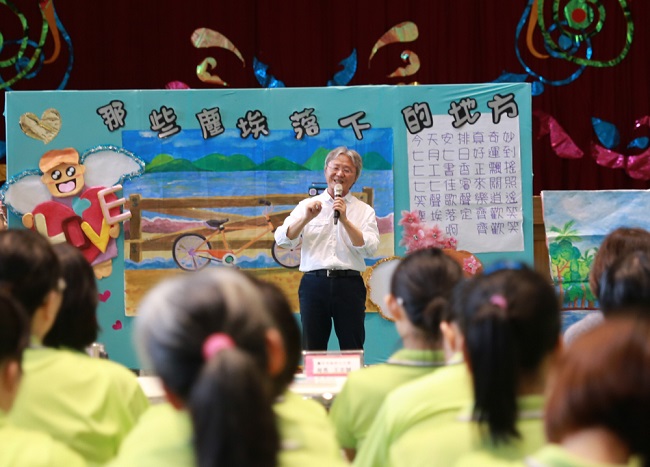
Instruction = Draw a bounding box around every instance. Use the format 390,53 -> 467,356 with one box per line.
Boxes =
0,145 -> 144,278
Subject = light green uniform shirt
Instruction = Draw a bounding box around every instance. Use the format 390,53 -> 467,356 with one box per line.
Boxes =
9,345 -> 149,465
0,409 -> 86,467
354,359 -> 471,467
108,390 -> 348,467
329,348 -> 446,450
105,403 -> 193,467
388,395 -> 546,467
525,444 -> 639,467
276,390 -> 348,467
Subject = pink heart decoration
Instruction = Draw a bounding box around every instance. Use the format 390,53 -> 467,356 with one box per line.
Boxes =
98,290 -> 111,302
111,320 -> 123,330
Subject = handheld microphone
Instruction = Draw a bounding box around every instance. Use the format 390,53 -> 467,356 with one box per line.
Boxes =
334,184 -> 342,225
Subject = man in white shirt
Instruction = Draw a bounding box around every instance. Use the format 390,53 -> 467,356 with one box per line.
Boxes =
275,147 -> 379,350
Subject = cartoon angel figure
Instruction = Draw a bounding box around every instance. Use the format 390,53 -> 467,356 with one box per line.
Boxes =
1,145 -> 144,278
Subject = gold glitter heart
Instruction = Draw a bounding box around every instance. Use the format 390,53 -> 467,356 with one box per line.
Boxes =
19,109 -> 62,144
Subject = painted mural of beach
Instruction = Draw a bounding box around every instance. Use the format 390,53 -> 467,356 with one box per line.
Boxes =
121,128 -> 395,315
542,190 -> 650,329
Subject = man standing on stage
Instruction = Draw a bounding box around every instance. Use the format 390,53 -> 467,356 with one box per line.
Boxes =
275,146 -> 379,351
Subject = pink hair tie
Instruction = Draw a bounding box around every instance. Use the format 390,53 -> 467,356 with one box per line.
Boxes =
489,294 -> 508,310
202,333 -> 235,360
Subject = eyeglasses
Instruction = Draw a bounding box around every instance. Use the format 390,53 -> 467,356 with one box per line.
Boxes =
327,164 -> 355,176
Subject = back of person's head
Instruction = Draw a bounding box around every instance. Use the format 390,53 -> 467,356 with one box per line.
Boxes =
0,229 -> 61,316
598,250 -> 650,318
390,247 -> 464,342
251,278 -> 300,394
457,264 -> 560,444
44,242 -> 99,351
589,227 -> 650,298
0,291 -> 30,411
136,267 -> 280,467
0,291 -> 30,364
545,319 -> 650,466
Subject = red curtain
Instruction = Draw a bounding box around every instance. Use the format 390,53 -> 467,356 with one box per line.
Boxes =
1,0 -> 648,193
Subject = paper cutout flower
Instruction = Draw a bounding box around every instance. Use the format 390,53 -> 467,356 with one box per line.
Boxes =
398,209 -> 420,227
444,237 -> 458,250
463,256 -> 480,275
398,210 -> 457,253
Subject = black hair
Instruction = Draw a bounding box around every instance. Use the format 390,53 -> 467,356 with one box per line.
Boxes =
599,250 -> 650,318
457,265 -> 560,444
0,290 -> 30,365
254,279 -> 301,394
390,248 -> 464,342
44,242 -> 100,351
588,227 -> 650,298
136,268 -> 279,467
0,229 -> 61,316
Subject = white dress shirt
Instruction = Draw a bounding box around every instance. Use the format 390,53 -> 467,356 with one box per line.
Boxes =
274,191 -> 380,272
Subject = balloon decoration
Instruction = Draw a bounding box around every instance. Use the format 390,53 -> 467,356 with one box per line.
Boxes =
190,21 -> 424,88
591,117 -> 620,150
191,28 -> 245,64
509,0 -> 633,95
368,21 -> 418,65
190,27 -> 359,88
192,28 -> 245,86
536,110 -> 650,180
536,0 -> 633,67
368,21 -> 420,82
327,49 -> 358,87
165,81 -> 190,90
0,0 -> 74,91
535,111 -> 584,159
252,57 -> 285,88
387,50 -> 420,79
253,49 -> 358,88
596,116 -> 650,180
631,117 -> 650,150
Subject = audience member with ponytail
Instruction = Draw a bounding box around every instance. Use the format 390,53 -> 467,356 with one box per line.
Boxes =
354,253 -> 476,467
0,291 -> 86,466
385,264 -> 561,466
331,247 -> 465,461
111,268 -> 348,467
254,278 -> 348,467
134,268 -> 282,467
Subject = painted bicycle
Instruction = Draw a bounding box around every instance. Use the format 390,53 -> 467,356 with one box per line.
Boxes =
172,199 -> 301,271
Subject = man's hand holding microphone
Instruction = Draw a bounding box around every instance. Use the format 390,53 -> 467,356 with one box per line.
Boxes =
333,183 -> 343,225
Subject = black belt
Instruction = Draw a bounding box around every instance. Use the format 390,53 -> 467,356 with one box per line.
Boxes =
305,269 -> 361,278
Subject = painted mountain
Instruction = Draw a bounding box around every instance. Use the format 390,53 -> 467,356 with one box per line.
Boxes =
144,147 -> 390,173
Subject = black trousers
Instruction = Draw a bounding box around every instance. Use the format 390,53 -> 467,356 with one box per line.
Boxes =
298,274 -> 366,351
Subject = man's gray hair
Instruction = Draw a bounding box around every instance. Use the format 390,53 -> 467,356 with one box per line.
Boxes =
323,146 -> 362,182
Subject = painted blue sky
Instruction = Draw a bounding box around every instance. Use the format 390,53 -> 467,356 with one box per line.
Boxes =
122,128 -> 393,165
542,190 -> 650,250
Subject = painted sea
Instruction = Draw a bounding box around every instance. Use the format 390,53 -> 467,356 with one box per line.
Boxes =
122,170 -> 394,271
123,170 -> 393,217
561,309 -> 592,333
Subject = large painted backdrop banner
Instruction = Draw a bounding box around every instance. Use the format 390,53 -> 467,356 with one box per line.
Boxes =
3,83 -> 532,367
